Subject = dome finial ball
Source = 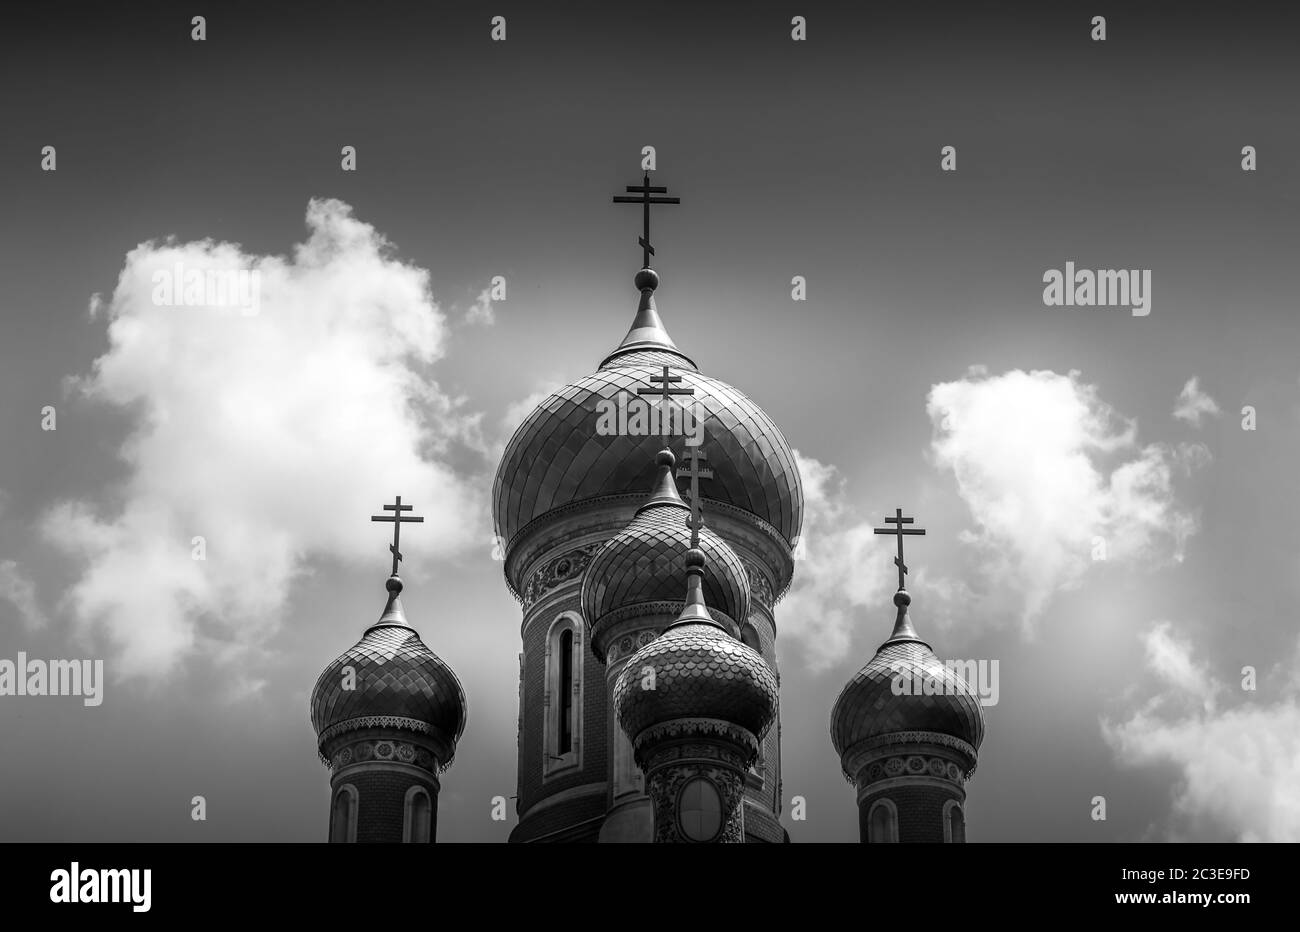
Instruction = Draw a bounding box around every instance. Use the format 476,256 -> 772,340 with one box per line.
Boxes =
634,268 -> 660,292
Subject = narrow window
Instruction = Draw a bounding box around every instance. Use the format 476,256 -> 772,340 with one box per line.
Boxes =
868,799 -> 897,843
404,786 -> 432,843
330,785 -> 357,843
558,628 -> 574,754
944,800 -> 966,843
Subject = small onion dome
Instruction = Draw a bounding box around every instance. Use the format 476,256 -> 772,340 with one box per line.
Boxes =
310,575 -> 467,769
614,548 -> 777,749
581,450 -> 750,657
829,590 -> 984,761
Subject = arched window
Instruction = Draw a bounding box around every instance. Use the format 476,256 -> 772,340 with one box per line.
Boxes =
943,799 -> 966,843
740,623 -> 762,653
867,798 -> 898,843
403,786 -> 432,843
558,629 -> 574,754
543,614 -> 583,778
330,784 -> 358,843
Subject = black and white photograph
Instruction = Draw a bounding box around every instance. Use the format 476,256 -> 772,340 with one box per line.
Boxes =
1,0 -> 1294,916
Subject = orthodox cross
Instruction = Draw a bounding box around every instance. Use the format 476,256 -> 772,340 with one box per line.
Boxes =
612,172 -> 680,268
637,365 -> 695,438
680,446 -> 713,548
638,365 -> 694,403
874,507 -> 926,591
371,495 -> 424,577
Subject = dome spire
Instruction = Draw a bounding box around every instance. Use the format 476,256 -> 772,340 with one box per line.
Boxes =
602,172 -> 696,368
638,449 -> 689,513
368,495 -> 426,631
666,546 -> 728,631
873,507 -> 929,646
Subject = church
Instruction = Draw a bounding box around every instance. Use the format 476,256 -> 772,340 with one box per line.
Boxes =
306,173 -> 986,843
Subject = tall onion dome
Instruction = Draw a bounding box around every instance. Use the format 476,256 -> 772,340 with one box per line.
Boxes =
830,587 -> 984,843
310,570 -> 467,843
495,172 -> 800,843
614,546 -> 778,843
492,266 -> 803,579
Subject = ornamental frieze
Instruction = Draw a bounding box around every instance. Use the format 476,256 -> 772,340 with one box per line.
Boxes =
521,543 -> 603,609
328,737 -> 438,775
742,560 -> 773,609
861,754 -> 965,788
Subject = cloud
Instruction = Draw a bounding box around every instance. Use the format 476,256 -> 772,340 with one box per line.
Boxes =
927,368 -> 1201,631
43,198 -> 485,680
1173,377 -> 1221,427
778,451 -> 894,672
463,286 -> 496,326
0,560 -> 46,631
1103,624 -> 1300,842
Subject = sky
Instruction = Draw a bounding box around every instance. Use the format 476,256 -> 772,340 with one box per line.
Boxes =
1,0 -> 1299,842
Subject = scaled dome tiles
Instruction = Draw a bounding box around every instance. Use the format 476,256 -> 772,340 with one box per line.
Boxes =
493,365 -> 803,561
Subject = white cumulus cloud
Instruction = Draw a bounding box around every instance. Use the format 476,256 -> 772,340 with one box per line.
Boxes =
927,368 -> 1201,631
43,198 -> 485,680
0,559 -> 46,631
778,452 -> 894,672
1103,624 -> 1300,842
463,286 -> 496,326
1173,376 -> 1221,427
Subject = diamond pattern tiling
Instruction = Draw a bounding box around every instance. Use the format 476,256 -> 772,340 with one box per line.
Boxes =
614,622 -> 778,741
581,502 -> 750,625
829,639 -> 985,755
310,625 -> 467,746
493,363 -> 803,553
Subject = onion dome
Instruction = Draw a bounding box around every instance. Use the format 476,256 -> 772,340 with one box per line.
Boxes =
830,589 -> 984,761
493,268 -> 803,585
581,450 -> 750,656
310,575 -> 467,769
614,547 -> 778,748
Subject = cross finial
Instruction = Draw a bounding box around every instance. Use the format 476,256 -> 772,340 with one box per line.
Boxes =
680,445 -> 713,548
370,495 -> 425,577
613,171 -> 680,269
637,365 -> 696,438
873,507 -> 926,591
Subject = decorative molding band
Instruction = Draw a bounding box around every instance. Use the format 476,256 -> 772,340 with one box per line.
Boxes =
592,602 -> 739,658
740,559 -> 774,609
323,735 -> 444,776
633,717 -> 760,769
505,493 -> 794,598
521,542 -> 604,610
318,714 -> 434,745
839,730 -> 978,785
606,627 -> 663,664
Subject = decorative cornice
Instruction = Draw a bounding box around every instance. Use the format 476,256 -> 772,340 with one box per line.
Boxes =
741,559 -> 774,608
318,714 -> 436,745
839,730 -> 978,785
505,493 -> 794,598
520,542 -> 604,610
606,627 -> 662,665
322,735 -> 444,776
591,602 -> 739,658
632,717 -> 760,769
